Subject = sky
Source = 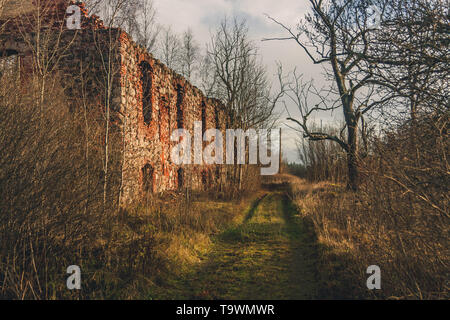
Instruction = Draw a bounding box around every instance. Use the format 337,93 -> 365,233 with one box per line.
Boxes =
153,0 -> 342,163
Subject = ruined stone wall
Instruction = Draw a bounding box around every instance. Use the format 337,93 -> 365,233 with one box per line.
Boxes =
0,0 -> 230,205
118,31 -> 227,203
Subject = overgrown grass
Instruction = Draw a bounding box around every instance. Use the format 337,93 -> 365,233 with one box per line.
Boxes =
145,191 -> 319,300
68,192 -> 258,299
288,174 -> 449,300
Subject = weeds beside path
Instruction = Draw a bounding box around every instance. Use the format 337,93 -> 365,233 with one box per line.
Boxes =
150,191 -> 319,299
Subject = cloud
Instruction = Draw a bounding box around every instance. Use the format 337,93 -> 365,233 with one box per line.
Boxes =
154,0 -> 309,39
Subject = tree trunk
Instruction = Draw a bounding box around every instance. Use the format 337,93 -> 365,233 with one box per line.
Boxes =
347,124 -> 359,191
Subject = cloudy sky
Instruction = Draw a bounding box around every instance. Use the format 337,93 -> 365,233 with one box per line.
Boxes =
153,0 -> 341,163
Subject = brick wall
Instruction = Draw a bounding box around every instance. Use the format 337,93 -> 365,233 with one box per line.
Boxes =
118,30 -> 226,203
0,0 -> 229,205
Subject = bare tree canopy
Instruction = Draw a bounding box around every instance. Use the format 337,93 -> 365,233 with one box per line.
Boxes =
85,0 -> 160,51
361,0 -> 449,120
179,28 -> 200,81
158,26 -> 181,71
205,17 -> 279,130
266,0 -> 394,191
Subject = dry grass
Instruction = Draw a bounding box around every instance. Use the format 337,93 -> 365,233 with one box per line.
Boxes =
76,192 -> 259,300
288,174 -> 449,300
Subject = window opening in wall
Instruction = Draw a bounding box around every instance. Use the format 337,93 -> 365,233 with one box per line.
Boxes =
142,164 -> 154,193
215,166 -> 220,181
201,101 -> 206,133
215,107 -> 220,129
140,61 -> 153,124
176,84 -> 184,129
201,170 -> 208,188
177,168 -> 184,189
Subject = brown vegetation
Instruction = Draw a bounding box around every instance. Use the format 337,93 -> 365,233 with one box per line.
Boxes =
288,112 -> 449,299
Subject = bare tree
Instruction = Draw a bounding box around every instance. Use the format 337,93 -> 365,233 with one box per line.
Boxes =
157,26 -> 181,71
86,0 -> 161,52
360,0 -> 450,221
207,17 -> 278,130
180,28 -> 200,81
135,0 -> 161,52
84,0 -> 129,209
361,0 -> 449,121
118,0 -> 161,52
9,1 -> 79,113
296,123 -> 347,182
204,17 -> 281,192
266,0 -> 391,191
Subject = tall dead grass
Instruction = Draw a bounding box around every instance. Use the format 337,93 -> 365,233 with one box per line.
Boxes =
290,177 -> 448,299
287,103 -> 449,300
289,115 -> 449,299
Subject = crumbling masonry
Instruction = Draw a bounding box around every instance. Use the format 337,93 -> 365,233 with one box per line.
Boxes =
0,0 -> 232,204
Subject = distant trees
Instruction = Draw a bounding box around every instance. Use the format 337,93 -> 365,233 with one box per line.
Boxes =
296,124 -> 347,182
158,26 -> 181,71
85,0 -> 160,52
121,0 -> 160,52
87,0 -> 203,81
179,28 -> 200,81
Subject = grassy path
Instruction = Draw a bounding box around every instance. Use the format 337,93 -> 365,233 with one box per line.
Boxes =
153,192 -> 319,299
